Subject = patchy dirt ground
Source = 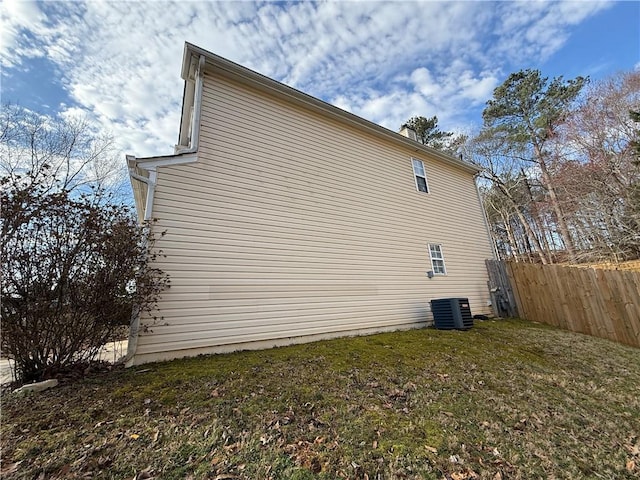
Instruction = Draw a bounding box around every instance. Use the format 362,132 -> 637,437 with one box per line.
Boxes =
2,319 -> 639,479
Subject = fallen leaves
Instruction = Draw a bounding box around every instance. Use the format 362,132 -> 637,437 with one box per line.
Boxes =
624,438 -> 640,456
445,469 -> 480,480
284,438 -> 326,473
134,467 -> 154,479
2,320 -> 639,479
513,418 -> 528,431
0,462 -> 22,476
626,437 -> 640,473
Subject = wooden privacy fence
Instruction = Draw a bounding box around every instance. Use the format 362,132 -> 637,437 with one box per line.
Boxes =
485,260 -> 519,318
503,261 -> 640,348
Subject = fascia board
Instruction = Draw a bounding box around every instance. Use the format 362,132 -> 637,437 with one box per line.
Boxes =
126,158 -> 149,223
177,80 -> 190,148
180,42 -> 194,80
127,153 -> 197,223
132,152 -> 198,169
183,42 -> 479,175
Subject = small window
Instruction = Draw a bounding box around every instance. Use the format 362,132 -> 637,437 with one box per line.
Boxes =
428,244 -> 447,275
411,158 -> 429,193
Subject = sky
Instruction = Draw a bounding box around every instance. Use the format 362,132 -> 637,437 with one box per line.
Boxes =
1,0 -> 639,159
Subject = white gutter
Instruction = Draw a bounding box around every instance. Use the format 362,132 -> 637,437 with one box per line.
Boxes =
184,42 -> 479,175
176,54 -> 205,154
474,173 -> 499,260
124,139 -> 199,366
123,157 -> 158,366
126,152 -> 198,224
129,171 -> 149,184
122,53 -> 205,367
142,169 -> 158,221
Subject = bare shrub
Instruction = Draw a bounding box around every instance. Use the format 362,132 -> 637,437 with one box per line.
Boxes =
1,179 -> 169,382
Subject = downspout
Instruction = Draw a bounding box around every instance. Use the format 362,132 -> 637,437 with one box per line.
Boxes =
142,169 -> 158,222
122,54 -> 204,366
474,173 -> 503,316
176,54 -> 206,154
475,173 -> 498,260
123,161 -> 158,366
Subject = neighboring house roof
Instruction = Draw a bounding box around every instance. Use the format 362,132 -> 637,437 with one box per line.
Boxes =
179,42 -> 479,175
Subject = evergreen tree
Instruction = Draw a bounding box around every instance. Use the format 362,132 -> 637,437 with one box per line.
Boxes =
402,115 -> 466,154
481,69 -> 587,262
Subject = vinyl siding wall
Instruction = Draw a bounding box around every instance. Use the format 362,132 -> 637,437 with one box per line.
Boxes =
131,72 -> 494,364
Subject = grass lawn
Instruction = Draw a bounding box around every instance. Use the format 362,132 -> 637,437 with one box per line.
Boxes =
2,318 -> 639,479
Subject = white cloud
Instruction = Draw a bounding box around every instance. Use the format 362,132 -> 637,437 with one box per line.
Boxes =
1,0 -> 614,159
0,0 -> 47,67
493,0 -> 611,63
458,73 -> 500,103
410,68 -> 441,99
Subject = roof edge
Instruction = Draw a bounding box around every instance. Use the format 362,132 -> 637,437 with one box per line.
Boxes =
183,42 -> 479,175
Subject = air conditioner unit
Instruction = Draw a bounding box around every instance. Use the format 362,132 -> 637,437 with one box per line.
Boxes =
430,298 -> 473,330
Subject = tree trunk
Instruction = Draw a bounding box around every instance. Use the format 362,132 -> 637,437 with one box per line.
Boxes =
503,212 -> 519,262
485,173 -> 550,264
521,169 -> 554,260
533,143 -> 577,262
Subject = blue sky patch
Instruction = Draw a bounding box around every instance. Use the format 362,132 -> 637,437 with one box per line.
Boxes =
1,0 -> 638,159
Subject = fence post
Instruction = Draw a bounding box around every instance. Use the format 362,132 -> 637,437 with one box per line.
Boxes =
485,260 -> 520,317
506,261 -> 527,321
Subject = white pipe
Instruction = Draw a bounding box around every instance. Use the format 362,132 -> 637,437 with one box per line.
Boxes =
176,54 -> 205,154
143,169 -> 158,221
123,163 -> 158,366
129,171 -> 150,184
123,54 -> 205,366
475,174 -> 499,260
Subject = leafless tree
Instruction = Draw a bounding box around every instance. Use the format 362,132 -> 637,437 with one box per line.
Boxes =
0,103 -> 124,197
472,70 -> 640,264
481,70 -> 588,262
467,133 -> 551,264
557,71 -> 640,260
0,103 -> 169,383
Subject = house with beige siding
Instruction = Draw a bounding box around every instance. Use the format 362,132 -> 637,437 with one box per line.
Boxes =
124,42 -> 495,366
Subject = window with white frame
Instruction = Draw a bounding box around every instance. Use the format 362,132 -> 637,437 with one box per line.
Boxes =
428,244 -> 446,275
411,158 -> 429,193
